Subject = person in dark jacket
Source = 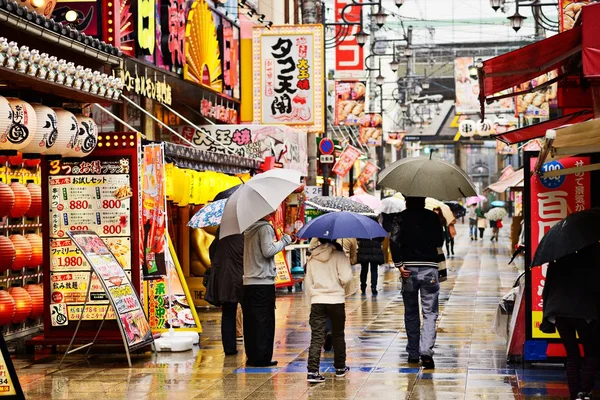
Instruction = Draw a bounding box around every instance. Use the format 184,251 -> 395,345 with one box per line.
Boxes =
390,196 -> 444,369
207,228 -> 244,355
541,244 -> 600,400
357,238 -> 384,295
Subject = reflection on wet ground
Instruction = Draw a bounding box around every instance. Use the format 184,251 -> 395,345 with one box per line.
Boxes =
16,224 -> 577,399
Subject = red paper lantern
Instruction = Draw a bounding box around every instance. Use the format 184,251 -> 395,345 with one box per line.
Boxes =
24,159 -> 41,168
0,290 -> 15,326
0,237 -> 15,273
8,287 -> 31,323
25,234 -> 42,267
8,152 -> 23,166
0,181 -> 14,218
9,182 -> 31,218
25,183 -> 42,218
9,235 -> 32,270
24,284 -> 43,319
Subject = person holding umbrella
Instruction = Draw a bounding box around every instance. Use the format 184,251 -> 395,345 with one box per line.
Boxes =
357,236 -> 384,295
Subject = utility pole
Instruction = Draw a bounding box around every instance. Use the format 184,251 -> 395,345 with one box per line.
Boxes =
320,3 -> 330,196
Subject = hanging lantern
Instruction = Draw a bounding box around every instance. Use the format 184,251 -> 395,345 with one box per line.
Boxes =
459,119 -> 476,138
9,235 -> 32,270
44,109 -> 78,156
0,181 -> 15,218
0,237 -> 16,272
25,183 -> 42,218
64,116 -> 98,158
21,104 -> 58,154
0,290 -> 15,326
25,233 -> 42,267
0,97 -> 13,143
8,286 -> 32,323
8,152 -> 23,166
24,284 -> 43,319
9,182 -> 31,218
0,98 -> 37,150
476,119 -> 495,137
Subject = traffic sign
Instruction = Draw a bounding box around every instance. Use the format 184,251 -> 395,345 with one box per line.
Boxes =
319,138 -> 335,155
320,155 -> 335,164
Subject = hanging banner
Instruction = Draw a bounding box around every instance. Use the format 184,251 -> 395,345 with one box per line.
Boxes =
335,81 -> 366,125
560,0 -> 590,31
354,162 -> 378,188
359,113 -> 383,146
253,24 -> 325,133
141,144 -> 168,278
332,145 -> 361,178
334,0 -> 363,71
271,204 -> 292,286
515,71 -> 558,119
529,156 -> 591,339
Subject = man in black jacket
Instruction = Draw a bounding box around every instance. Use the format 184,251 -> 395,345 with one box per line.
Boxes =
390,196 -> 444,369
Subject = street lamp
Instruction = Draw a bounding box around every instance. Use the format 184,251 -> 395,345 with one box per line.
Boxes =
404,46 -> 413,57
355,28 -> 370,47
489,0 -> 505,12
390,58 -> 399,72
374,6 -> 388,28
395,0 -> 404,7
376,74 -> 385,86
422,79 -> 430,90
508,10 -> 526,32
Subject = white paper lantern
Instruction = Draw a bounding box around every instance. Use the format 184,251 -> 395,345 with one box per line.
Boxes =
476,119 -> 494,137
64,116 -> 98,157
459,119 -> 476,138
0,97 -> 14,143
44,108 -> 78,156
20,104 -> 58,154
0,98 -> 36,150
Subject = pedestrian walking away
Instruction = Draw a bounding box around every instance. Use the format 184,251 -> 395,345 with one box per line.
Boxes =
305,239 -> 354,383
467,205 -> 478,240
476,207 -> 486,240
391,196 -> 444,369
357,237 -> 384,295
242,214 -> 292,367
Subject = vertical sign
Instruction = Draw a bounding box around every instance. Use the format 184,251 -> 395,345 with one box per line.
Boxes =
138,0 -> 156,55
355,161 -> 378,189
160,0 -> 187,70
253,24 -> 325,133
560,0 -> 590,31
335,0 -> 363,71
335,80 -> 366,125
332,145 -> 361,178
0,335 -> 24,399
529,156 -> 591,339
271,204 -> 292,286
359,113 -> 383,146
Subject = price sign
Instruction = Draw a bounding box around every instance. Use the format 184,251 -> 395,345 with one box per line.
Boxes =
0,335 -> 24,399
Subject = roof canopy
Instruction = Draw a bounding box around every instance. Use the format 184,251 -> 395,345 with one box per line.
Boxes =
486,169 -> 524,193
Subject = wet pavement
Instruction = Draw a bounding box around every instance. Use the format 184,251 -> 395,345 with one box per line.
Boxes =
16,223 -> 578,399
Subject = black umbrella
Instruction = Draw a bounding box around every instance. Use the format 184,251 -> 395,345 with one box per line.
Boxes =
213,184 -> 241,201
444,201 -> 466,219
532,208 -> 600,266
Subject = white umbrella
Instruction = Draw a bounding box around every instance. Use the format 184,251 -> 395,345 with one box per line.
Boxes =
425,198 -> 455,226
381,197 -> 406,214
219,169 -> 301,238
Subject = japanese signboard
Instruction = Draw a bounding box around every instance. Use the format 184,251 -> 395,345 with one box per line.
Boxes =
0,335 -> 24,399
271,204 -> 292,286
359,113 -> 383,146
529,156 -> 591,339
334,0 -> 363,71
253,25 -> 325,133
560,0 -> 590,31
335,81 -> 366,126
173,125 -> 308,175
332,145 -> 361,178
355,162 -> 378,189
68,231 -> 153,349
515,71 -> 558,119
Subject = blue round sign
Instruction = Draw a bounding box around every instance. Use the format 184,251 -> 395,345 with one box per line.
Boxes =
539,160 -> 565,189
319,138 -> 334,155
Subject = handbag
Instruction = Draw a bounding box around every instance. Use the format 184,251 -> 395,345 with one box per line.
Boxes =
448,224 -> 457,238
497,220 -> 503,229
203,267 -> 220,306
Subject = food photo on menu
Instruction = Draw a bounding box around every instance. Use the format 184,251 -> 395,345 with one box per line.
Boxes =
162,294 -> 195,328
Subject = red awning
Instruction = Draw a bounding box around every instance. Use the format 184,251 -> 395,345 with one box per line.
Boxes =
493,110 -> 594,145
583,3 -> 600,78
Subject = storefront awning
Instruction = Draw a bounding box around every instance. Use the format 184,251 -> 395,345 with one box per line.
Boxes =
486,169 -> 524,193
493,110 -> 594,145
164,142 -> 261,174
583,2 -> 600,78
549,117 -> 600,155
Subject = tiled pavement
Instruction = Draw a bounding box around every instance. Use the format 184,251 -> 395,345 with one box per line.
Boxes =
16,223 -> 579,399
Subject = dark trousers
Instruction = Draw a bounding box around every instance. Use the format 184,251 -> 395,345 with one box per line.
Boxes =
555,317 -> 599,399
221,302 -> 238,354
445,237 -> 454,254
308,303 -> 346,372
360,262 -> 378,290
478,228 -> 485,239
242,284 -> 276,364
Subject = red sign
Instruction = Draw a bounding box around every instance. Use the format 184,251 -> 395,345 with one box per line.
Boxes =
319,138 -> 334,155
354,162 -> 378,189
332,145 -> 361,178
335,0 -> 363,71
529,156 -> 591,338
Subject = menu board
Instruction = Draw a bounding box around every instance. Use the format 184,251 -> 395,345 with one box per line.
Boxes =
0,335 -> 23,399
47,158 -> 133,322
68,231 -> 153,349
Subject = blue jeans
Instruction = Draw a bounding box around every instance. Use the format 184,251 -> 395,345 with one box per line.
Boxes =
469,219 -> 477,238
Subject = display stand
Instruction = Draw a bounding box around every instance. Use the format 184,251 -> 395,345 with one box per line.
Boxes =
0,334 -> 24,399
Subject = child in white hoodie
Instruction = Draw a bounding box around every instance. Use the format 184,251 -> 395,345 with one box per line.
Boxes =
305,238 -> 354,383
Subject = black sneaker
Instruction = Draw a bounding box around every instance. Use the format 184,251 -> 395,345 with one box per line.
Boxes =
371,288 -> 378,296
307,372 -> 325,383
421,355 -> 435,370
335,366 -> 350,377
408,356 -> 420,364
575,393 -> 592,400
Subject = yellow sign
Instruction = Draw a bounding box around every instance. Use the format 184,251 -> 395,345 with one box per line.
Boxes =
119,70 -> 173,105
137,0 -> 156,55
0,356 -> 16,396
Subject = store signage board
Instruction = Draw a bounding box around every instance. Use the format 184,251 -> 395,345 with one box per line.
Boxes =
334,0 -> 363,71
332,145 -> 361,178
271,204 -> 292,286
0,335 -> 24,399
334,81 -> 366,126
304,186 -> 322,199
355,162 -> 378,189
67,231 -> 153,355
528,156 -> 590,340
320,155 -> 334,164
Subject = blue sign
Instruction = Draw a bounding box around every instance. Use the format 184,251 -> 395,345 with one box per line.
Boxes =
319,138 -> 334,155
539,160 -> 565,189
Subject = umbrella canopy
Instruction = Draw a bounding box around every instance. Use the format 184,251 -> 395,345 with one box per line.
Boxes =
491,200 -> 506,207
296,211 -> 388,240
425,198 -> 455,226
393,193 -> 405,201
220,169 -> 301,238
213,184 -> 241,201
466,195 -> 486,206
350,194 -> 383,213
381,197 -> 406,214
378,156 -> 477,200
532,208 -> 600,266
188,199 -> 227,229
445,201 -> 466,219
305,196 -> 377,216
485,207 -> 507,221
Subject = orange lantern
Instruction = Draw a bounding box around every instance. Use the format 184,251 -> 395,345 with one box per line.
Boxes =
25,234 -> 42,267
24,159 -> 41,168
8,152 -> 23,166
0,236 -> 15,272
0,290 -> 15,326
24,284 -> 43,319
0,181 -> 15,218
8,286 -> 32,323
25,183 -> 42,218
9,182 -> 31,218
9,235 -> 32,270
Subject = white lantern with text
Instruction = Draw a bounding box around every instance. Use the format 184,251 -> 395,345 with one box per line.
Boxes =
64,116 -> 98,157
21,104 -> 58,154
0,96 -> 14,144
476,119 -> 495,137
0,98 -> 36,150
45,109 -> 78,156
459,119 -> 476,137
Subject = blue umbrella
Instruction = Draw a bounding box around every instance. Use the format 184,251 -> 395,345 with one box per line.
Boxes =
491,200 -> 506,207
188,199 -> 227,229
297,211 -> 388,240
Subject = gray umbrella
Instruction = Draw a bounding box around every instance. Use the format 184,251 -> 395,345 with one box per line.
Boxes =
378,156 -> 477,200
